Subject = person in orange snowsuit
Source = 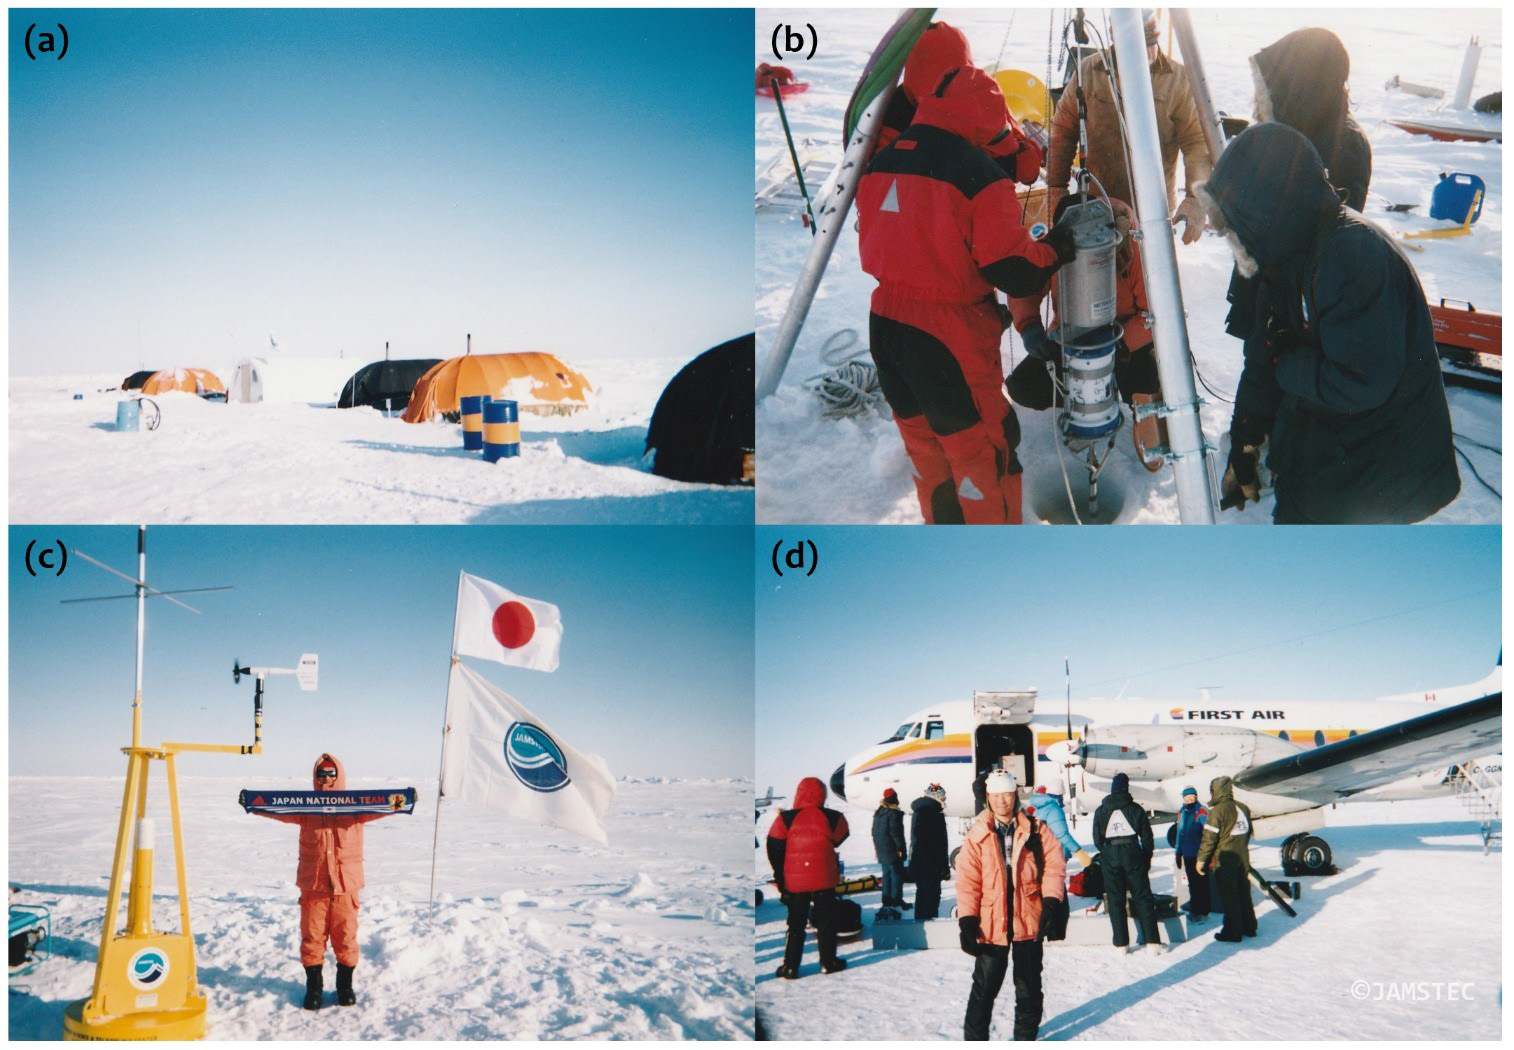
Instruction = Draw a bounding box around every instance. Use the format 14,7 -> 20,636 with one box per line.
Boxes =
251,753 -> 402,1011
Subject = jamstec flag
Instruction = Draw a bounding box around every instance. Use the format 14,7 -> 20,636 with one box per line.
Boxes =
453,571 -> 562,672
441,661 -> 615,845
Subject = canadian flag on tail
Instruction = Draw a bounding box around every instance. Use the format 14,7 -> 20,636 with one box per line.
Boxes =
453,572 -> 562,672
441,661 -> 615,845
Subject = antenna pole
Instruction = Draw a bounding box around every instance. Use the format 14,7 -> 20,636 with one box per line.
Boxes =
1064,657 -> 1072,741
132,525 -> 147,749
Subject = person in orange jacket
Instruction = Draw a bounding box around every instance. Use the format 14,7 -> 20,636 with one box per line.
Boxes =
956,770 -> 1066,1040
251,753 -> 403,1010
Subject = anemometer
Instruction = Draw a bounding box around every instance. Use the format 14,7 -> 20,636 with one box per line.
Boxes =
61,527 -> 317,1041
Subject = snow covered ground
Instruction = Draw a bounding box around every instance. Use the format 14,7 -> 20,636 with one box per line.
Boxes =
755,8 -> 1502,524
8,777 -> 753,1040
9,356 -> 753,525
756,797 -> 1500,1040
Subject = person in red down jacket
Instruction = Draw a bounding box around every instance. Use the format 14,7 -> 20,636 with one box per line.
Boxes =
859,65 -> 1076,524
874,22 -> 1043,186
250,753 -> 404,1011
766,776 -> 851,978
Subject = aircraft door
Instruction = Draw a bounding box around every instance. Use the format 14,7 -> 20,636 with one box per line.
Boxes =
972,723 -> 1037,814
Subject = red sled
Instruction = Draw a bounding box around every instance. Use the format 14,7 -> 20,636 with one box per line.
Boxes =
1428,299 -> 1501,394
757,81 -> 809,98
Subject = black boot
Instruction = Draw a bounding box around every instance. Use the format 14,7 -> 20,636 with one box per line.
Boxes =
302,965 -> 323,1011
336,963 -> 356,1007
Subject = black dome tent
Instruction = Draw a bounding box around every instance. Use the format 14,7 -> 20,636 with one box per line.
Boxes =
337,359 -> 442,410
121,370 -> 156,391
645,335 -> 754,485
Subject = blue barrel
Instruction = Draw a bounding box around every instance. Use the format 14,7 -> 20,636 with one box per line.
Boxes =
1429,172 -> 1485,223
483,399 -> 520,462
116,399 -> 141,432
460,395 -> 484,450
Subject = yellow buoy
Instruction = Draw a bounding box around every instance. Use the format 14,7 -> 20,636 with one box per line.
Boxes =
992,68 -> 1050,125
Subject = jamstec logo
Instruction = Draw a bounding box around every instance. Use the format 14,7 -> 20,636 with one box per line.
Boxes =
505,722 -> 571,793
127,947 -> 169,989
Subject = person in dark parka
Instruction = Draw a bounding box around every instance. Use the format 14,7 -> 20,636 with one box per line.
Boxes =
1092,773 -> 1165,952
873,788 -> 910,909
909,784 -> 950,920
1252,27 -> 1371,212
767,776 -> 851,977
1200,122 -> 1459,523
1223,28 -> 1373,373
1195,775 -> 1256,943
1173,786 -> 1211,921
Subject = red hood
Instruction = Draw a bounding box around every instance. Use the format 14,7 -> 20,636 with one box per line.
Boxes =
901,22 -> 973,103
313,752 -> 347,791
793,776 -> 827,808
911,65 -> 1011,151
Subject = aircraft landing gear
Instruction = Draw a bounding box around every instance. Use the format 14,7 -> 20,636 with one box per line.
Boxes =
1281,833 -> 1336,876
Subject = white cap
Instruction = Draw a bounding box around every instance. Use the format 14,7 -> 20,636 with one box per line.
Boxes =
985,770 -> 1018,795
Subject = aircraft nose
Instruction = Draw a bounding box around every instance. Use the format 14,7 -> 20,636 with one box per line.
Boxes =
830,764 -> 847,801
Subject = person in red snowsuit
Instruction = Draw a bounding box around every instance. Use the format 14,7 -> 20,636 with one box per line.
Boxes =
874,22 -> 1043,186
251,753 -> 403,1011
766,776 -> 850,978
859,65 -> 1075,523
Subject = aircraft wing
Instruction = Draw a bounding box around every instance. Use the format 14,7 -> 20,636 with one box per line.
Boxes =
1232,692 -> 1501,805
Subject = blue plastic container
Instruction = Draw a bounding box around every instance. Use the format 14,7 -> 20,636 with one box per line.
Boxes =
1429,172 -> 1485,224
116,399 -> 141,432
460,395 -> 485,450
483,399 -> 520,462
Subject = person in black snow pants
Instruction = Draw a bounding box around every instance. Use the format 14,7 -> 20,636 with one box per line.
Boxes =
910,784 -> 950,920
1173,786 -> 1211,922
1092,773 -> 1165,953
873,788 -> 910,910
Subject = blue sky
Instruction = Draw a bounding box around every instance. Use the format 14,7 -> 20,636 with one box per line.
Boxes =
755,527 -> 1500,801
9,526 -> 754,780
10,9 -> 753,376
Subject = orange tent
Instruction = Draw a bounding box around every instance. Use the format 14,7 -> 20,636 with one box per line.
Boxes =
140,368 -> 227,397
401,353 -> 592,422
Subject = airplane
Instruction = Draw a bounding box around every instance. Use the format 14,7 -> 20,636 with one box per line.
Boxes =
830,660 -> 1501,874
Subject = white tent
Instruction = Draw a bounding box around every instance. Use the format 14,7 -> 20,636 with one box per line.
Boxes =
229,356 -> 356,405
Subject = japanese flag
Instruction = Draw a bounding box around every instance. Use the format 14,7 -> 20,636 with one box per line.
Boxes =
453,572 -> 562,672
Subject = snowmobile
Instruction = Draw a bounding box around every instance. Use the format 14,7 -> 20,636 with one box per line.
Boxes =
9,887 -> 51,978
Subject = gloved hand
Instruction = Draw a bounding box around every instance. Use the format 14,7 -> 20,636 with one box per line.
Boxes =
958,916 -> 984,957
1020,319 -> 1055,362
1072,848 -> 1093,869
1043,222 -> 1078,266
1039,897 -> 1069,941
1220,441 -> 1262,511
995,298 -> 1014,331
1172,195 -> 1206,244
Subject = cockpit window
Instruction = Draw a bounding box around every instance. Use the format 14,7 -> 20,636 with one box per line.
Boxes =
907,722 -> 922,739
880,722 -> 914,744
926,720 -> 945,740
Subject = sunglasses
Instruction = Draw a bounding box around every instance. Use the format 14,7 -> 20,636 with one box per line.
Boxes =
316,770 -> 337,780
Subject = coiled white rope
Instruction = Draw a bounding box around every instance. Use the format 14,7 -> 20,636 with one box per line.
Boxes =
804,329 -> 884,418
